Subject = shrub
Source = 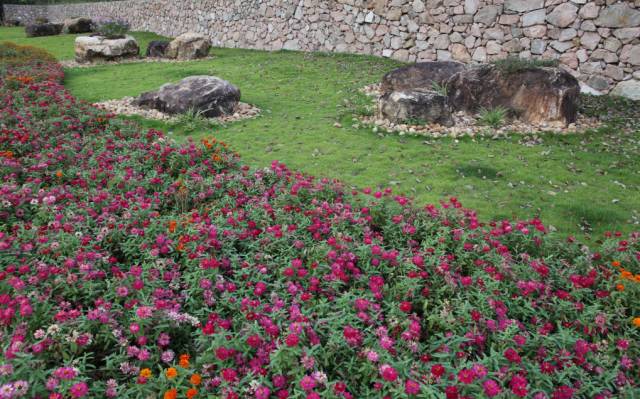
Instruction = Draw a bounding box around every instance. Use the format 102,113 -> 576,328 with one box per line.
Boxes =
492,57 -> 559,74
478,106 -> 508,128
0,43 -> 639,399
92,17 -> 130,39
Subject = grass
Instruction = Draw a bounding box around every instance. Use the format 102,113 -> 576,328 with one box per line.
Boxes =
2,26 -> 639,239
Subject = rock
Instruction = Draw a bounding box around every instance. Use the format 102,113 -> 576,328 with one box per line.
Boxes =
134,76 -> 240,117
504,0 -> 544,13
580,32 -> 601,51
63,17 -> 92,34
613,28 -> 640,42
522,9 -> 546,27
25,23 -> 63,37
474,5 -> 501,25
74,35 -> 140,63
586,75 -> 610,92
628,46 -> 640,66
166,32 -> 211,60
451,44 -> 471,62
611,79 -> 640,101
378,90 -> 454,126
524,25 -> 547,38
447,65 -> 580,125
579,2 -> 600,20
546,3 -> 578,28
595,4 -> 640,28
381,61 -> 467,93
146,41 -> 170,58
464,0 -> 480,15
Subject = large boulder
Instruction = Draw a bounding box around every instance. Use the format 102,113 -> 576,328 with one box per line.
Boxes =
446,65 -> 580,125
611,80 -> 640,101
146,40 -> 170,58
74,35 -> 140,63
381,61 -> 466,93
378,90 -> 454,127
133,76 -> 240,117
63,17 -> 93,34
166,32 -> 211,60
25,23 -> 63,37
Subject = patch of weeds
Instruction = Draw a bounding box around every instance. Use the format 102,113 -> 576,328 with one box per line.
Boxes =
456,164 -> 501,180
431,81 -> 448,96
478,106 -> 508,128
343,90 -> 375,118
492,57 -> 559,74
405,117 -> 429,126
170,108 -> 219,135
579,94 -> 640,130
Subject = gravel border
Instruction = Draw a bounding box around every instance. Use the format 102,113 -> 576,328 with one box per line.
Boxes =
359,84 -> 601,139
61,56 -> 215,68
94,97 -> 260,124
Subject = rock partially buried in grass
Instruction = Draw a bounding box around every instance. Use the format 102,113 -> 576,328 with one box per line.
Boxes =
25,23 -> 63,37
63,17 -> 93,34
74,35 -> 140,63
381,61 -> 466,93
446,64 -> 580,125
133,76 -> 240,117
166,32 -> 211,60
146,40 -> 170,58
378,90 -> 454,127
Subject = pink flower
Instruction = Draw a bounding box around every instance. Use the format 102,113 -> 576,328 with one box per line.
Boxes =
457,368 -> 475,384
300,375 -> 316,391
483,380 -> 502,397
405,379 -> 420,395
285,333 -> 299,347
69,382 -> 88,398
379,364 -> 398,382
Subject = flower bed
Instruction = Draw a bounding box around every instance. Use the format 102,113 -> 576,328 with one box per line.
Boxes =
1,43 -> 639,399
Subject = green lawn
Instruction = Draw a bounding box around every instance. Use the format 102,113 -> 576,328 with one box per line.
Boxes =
2,26 -> 639,239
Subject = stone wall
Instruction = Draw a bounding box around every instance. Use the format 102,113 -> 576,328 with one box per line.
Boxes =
4,0 -> 640,96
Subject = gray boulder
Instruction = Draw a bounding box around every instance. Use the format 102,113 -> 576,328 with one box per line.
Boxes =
25,23 -> 63,37
166,32 -> 211,60
447,64 -> 580,125
63,17 -> 92,34
146,40 -> 170,58
381,61 -> 466,93
75,35 -> 140,63
378,90 -> 454,127
611,80 -> 640,101
134,76 -> 240,117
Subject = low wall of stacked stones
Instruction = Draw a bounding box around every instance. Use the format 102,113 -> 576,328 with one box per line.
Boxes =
4,0 -> 640,95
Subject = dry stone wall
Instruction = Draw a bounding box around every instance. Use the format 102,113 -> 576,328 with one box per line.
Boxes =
5,0 -> 640,97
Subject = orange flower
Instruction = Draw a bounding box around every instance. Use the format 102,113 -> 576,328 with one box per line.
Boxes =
164,389 -> 177,399
635,275 -> 640,283
612,261 -> 621,268
179,354 -> 190,368
0,151 -> 13,158
616,284 -> 625,292
55,170 -> 63,178
168,220 -> 177,233
186,388 -> 198,399
621,271 -> 633,280
140,368 -> 152,378
190,374 -> 202,386
633,318 -> 640,328
166,367 -> 178,379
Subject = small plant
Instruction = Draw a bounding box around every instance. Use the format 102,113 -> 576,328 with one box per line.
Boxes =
431,81 -> 448,96
478,106 -> 508,128
92,17 -> 130,39
172,108 -> 218,134
492,56 -> 559,74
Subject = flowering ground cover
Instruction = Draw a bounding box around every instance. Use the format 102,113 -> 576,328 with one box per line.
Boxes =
2,43 -> 640,398
2,26 -> 640,238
